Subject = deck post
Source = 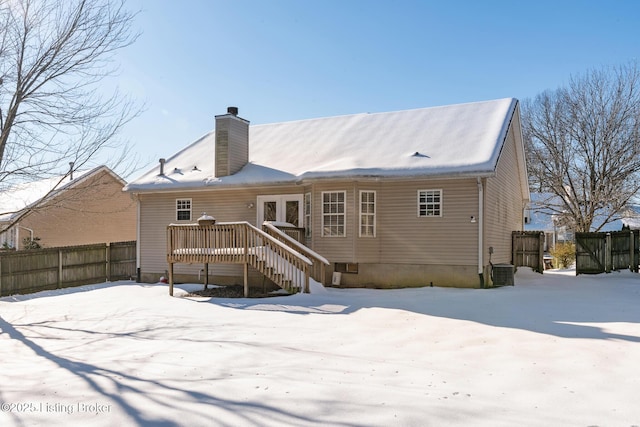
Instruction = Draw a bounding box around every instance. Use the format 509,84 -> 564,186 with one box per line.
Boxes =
243,223 -> 249,297
204,263 -> 209,289
169,262 -> 174,296
304,266 -> 310,293
243,263 -> 248,297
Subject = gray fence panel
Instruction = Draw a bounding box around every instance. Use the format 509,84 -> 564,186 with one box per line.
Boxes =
0,241 -> 136,297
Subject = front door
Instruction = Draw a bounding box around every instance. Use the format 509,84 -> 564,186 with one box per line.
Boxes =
257,195 -> 303,226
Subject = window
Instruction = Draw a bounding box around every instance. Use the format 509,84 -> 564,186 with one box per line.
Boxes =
418,190 -> 442,217
176,199 -> 192,221
322,191 -> 346,237
304,192 -> 312,238
359,191 -> 376,237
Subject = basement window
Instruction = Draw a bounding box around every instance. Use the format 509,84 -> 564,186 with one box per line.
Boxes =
176,199 -> 192,221
335,262 -> 359,274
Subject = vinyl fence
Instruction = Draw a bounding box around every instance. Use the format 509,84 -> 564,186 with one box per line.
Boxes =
575,231 -> 639,275
0,241 -> 136,297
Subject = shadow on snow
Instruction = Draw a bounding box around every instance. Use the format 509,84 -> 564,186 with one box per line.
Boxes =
180,269 -> 640,342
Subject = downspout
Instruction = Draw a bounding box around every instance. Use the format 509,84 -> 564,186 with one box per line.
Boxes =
135,195 -> 141,282
18,225 -> 34,249
477,178 -> 484,288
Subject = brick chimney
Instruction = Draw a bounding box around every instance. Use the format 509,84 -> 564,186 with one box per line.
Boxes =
214,106 -> 249,177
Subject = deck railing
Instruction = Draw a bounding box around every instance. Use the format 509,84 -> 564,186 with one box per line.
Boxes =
167,222 -> 312,296
262,222 -> 329,285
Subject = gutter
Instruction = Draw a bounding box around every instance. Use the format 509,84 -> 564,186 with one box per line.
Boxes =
16,225 -> 34,249
124,169 -> 499,195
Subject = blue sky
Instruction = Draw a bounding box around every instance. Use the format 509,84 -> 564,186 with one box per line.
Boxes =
114,0 -> 640,174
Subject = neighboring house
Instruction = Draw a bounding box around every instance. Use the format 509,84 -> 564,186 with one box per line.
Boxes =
0,166 -> 136,250
524,193 -> 574,251
525,192 -> 640,250
125,98 -> 529,288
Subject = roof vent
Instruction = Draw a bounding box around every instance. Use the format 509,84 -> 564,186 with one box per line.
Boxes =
159,158 -> 166,176
227,106 -> 238,116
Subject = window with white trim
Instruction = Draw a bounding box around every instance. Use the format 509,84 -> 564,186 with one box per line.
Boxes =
322,191 -> 346,237
304,192 -> 312,238
418,190 -> 442,217
359,190 -> 376,237
176,198 -> 192,221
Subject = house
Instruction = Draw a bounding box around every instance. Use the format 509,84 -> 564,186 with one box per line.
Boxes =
524,193 -> 574,251
0,166 -> 136,250
125,98 -> 529,289
525,192 -> 640,250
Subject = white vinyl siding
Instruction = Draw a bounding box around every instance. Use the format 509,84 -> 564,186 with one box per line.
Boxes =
322,191 -> 346,237
359,190 -> 376,237
176,198 -> 192,221
417,190 -> 442,217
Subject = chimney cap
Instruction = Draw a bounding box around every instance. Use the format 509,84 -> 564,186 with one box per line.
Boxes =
227,106 -> 238,116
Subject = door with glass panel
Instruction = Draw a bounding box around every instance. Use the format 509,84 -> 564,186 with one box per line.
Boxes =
257,195 -> 303,226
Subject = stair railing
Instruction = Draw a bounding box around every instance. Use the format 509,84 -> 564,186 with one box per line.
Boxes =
262,221 -> 329,285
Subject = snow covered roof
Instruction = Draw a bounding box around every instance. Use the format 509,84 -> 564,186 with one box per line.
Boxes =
0,166 -> 123,223
125,98 -> 521,192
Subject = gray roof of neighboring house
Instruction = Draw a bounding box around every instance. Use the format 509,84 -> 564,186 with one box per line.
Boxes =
0,166 -> 124,223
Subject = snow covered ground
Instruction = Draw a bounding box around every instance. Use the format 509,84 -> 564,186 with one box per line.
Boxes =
1,268 -> 639,426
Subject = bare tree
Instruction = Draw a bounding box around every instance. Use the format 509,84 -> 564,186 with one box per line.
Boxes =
0,0 -> 139,189
0,0 -> 140,243
522,62 -> 640,232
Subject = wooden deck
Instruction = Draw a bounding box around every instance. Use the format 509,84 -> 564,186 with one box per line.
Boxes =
166,221 -> 329,297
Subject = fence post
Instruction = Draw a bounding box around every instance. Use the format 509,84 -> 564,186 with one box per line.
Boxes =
629,230 -> 635,273
632,230 -> 638,273
106,243 -> 111,282
538,232 -> 544,273
58,249 -> 63,289
605,233 -> 612,273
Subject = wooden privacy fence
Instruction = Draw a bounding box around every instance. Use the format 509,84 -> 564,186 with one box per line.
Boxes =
512,231 -> 545,273
575,231 -> 639,275
0,241 -> 136,297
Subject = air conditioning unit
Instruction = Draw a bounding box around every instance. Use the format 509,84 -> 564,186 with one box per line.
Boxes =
492,264 -> 515,287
